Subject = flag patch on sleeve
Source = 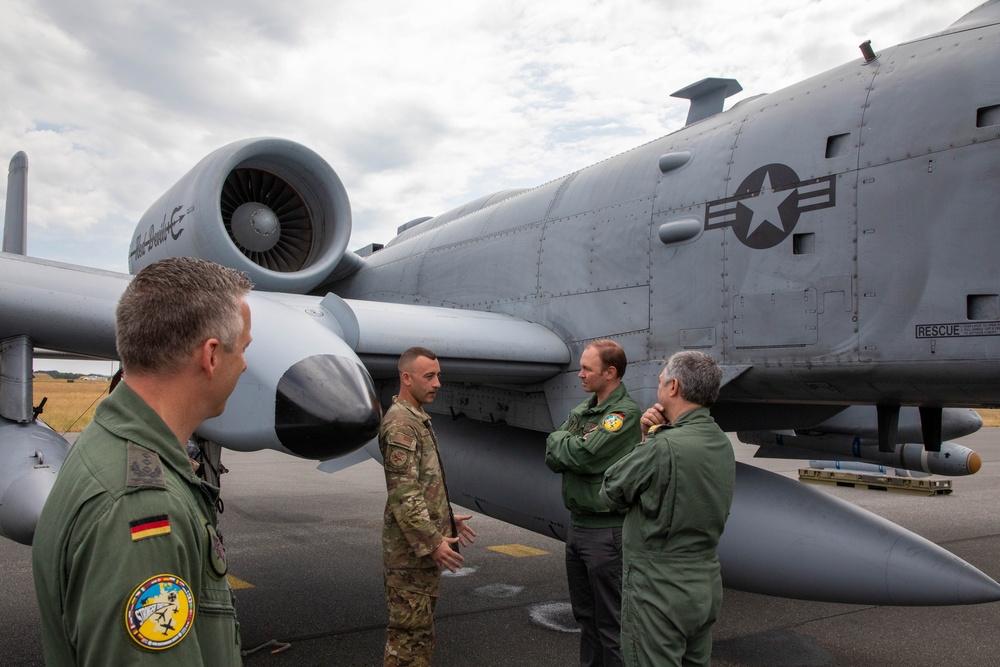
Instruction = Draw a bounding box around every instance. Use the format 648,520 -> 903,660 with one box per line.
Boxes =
130,515 -> 171,541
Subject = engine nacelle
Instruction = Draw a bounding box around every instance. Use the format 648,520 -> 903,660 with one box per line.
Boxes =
128,138 -> 351,293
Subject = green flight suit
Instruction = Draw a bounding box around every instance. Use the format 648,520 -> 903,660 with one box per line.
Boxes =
546,382 -> 641,666
32,382 -> 241,666
545,383 -> 642,527
380,397 -> 456,666
601,407 -> 735,667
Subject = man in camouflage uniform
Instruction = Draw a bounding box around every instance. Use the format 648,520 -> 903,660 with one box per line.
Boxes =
380,346 -> 476,666
32,258 -> 252,666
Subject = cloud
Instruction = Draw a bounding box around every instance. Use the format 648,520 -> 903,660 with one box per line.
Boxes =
1,0 -> 976,270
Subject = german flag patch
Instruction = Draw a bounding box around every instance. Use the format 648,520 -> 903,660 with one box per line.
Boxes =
130,515 -> 171,541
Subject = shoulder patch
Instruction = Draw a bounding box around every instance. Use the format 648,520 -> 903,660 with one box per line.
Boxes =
385,447 -> 412,473
125,574 -> 195,650
126,444 -> 167,489
602,413 -> 625,432
130,515 -> 171,541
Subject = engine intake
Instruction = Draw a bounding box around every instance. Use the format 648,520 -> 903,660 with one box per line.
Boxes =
129,138 -> 351,293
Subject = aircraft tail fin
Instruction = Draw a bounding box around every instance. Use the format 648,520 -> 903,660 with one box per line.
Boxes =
3,152 -> 28,255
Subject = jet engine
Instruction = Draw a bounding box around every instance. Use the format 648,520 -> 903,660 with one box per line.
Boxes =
128,138 -> 352,293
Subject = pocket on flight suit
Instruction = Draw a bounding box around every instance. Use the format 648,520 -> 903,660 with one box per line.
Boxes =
199,581 -> 241,650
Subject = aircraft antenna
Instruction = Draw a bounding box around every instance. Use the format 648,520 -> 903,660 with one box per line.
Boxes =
860,39 -> 878,63
671,78 -> 743,126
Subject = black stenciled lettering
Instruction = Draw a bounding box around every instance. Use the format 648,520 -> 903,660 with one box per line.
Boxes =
916,321 -> 1000,339
168,206 -> 186,240
126,206 -> 188,264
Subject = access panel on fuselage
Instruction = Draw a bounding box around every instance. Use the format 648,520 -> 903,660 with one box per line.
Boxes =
716,62 -> 869,369
647,115 -> 738,363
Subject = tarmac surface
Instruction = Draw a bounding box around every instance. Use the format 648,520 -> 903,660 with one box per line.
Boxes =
2,429 -> 1000,666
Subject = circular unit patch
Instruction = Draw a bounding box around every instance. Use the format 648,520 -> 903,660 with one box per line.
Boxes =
205,523 -> 228,578
602,413 -> 624,432
388,448 -> 409,471
125,574 -> 195,650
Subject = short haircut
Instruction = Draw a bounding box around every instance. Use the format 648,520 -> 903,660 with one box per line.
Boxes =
115,258 -> 253,375
663,350 -> 722,406
586,339 -> 627,379
398,346 -> 438,374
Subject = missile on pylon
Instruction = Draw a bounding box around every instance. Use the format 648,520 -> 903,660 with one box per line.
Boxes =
739,430 -> 981,477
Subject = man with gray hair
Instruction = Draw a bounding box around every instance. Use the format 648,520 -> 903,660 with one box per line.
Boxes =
600,351 -> 735,667
33,257 -> 253,666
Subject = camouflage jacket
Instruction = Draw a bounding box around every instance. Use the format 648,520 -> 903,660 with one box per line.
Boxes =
379,397 -> 455,594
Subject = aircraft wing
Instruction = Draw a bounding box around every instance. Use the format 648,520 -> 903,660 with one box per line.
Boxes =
0,253 -> 568,456
0,249 -> 570,542
265,292 -> 571,383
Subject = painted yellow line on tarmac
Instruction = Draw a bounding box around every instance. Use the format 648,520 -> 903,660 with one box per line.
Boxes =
227,573 -> 254,589
488,544 -> 550,557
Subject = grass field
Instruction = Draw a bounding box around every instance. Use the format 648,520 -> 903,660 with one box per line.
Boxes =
980,409 -> 1000,427
32,376 -> 114,433
28,376 -> 1000,432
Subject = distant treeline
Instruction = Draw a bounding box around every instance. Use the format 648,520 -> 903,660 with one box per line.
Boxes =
35,371 -> 110,381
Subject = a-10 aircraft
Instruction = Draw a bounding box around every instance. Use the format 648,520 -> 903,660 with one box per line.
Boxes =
3,1 -> 1000,607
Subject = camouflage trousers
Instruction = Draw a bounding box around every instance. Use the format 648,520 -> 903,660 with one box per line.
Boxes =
385,585 -> 438,666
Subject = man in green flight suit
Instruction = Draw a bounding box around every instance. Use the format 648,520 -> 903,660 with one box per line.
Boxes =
32,257 -> 253,666
545,339 -> 642,667
380,346 -> 476,666
601,350 -> 735,667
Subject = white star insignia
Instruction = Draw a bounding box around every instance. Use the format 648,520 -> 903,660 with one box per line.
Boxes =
742,172 -> 790,237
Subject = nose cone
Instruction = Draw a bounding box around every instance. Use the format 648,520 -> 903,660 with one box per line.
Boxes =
0,467 -> 58,545
968,451 -> 983,475
274,355 -> 382,459
942,408 -> 984,439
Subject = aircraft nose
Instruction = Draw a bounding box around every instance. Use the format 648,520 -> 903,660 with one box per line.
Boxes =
274,354 -> 382,459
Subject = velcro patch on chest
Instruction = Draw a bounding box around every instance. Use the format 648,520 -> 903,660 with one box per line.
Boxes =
205,522 -> 228,578
602,413 -> 625,432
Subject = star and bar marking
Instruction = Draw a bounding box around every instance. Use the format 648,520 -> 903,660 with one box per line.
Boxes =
705,163 -> 836,249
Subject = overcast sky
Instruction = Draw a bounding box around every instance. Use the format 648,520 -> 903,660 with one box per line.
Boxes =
0,0 -> 983,372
